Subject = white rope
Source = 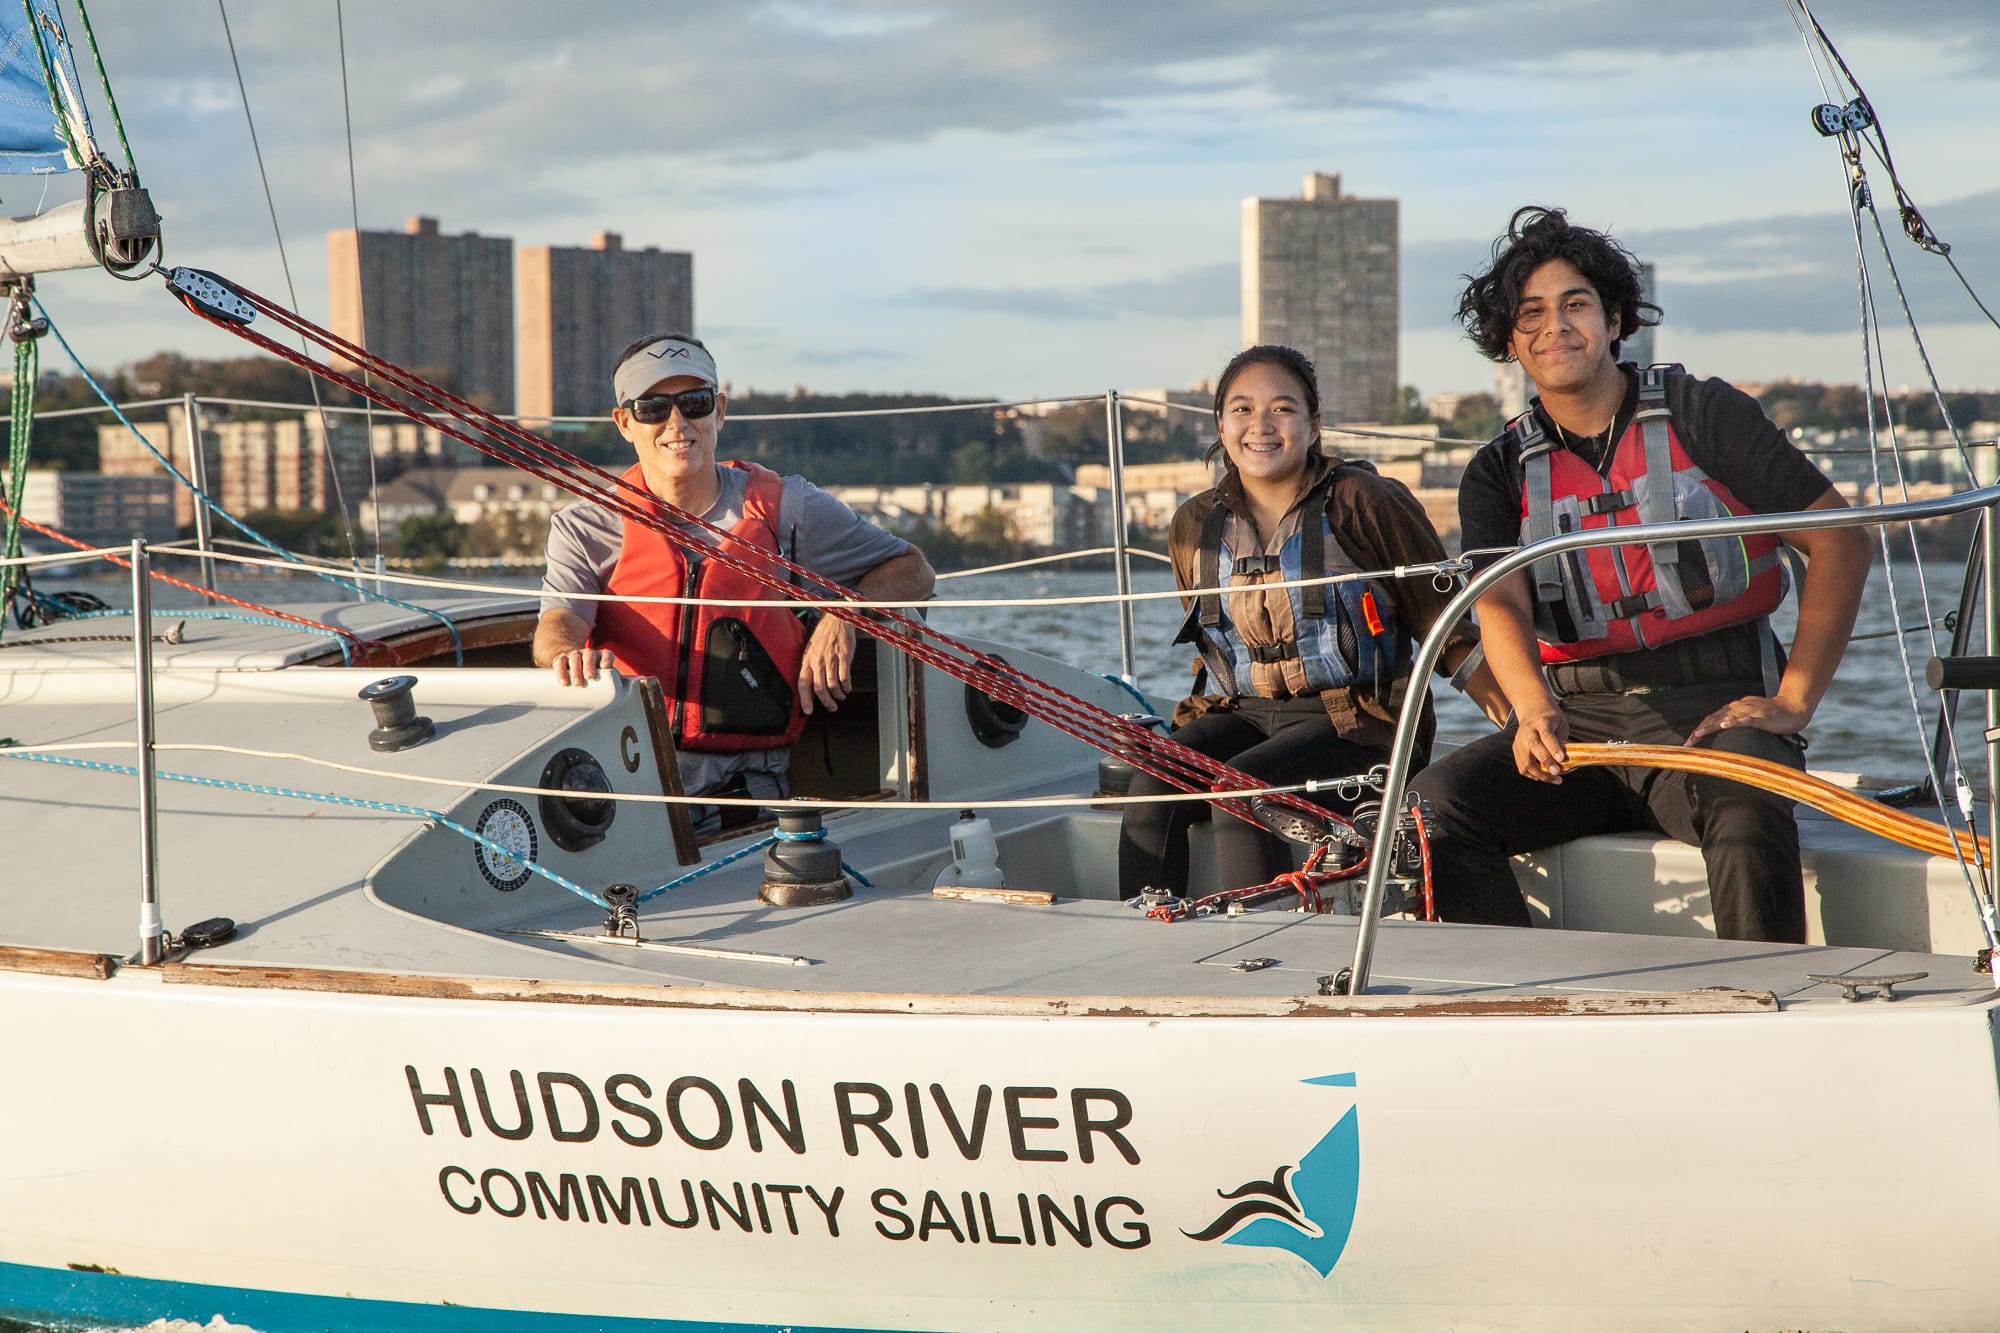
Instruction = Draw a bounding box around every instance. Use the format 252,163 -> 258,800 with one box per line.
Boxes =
134,542 -> 1467,611
933,546 -> 1171,579
20,739 -> 1303,810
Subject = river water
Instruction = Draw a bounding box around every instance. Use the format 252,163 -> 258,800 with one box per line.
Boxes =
927,557 -> 1988,791
33,552 -> 1991,787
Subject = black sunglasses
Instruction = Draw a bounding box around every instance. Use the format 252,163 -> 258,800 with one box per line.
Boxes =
624,387 -> 717,424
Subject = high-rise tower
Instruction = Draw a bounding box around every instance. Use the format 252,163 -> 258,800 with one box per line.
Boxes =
1241,173 -> 1399,425
328,216 -> 515,412
518,232 -> 694,420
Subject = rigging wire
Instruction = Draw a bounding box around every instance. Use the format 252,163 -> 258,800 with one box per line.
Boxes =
213,0 -> 362,571
33,300 -> 462,657
1788,0 -> 1998,949
0,497 -> 381,660
165,272 -> 1351,847
332,0 -> 382,563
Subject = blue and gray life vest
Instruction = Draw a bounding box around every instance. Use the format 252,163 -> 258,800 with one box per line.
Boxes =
1181,473 -> 1402,700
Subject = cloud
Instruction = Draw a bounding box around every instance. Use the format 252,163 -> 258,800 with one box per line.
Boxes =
86,0 -> 2000,252
900,261 -> 1235,323
791,343 -> 908,366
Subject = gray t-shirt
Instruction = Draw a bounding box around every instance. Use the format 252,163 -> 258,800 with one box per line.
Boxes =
539,464 -> 911,822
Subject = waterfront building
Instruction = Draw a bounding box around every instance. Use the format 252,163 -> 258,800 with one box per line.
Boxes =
328,216 -> 515,412
98,410 -> 371,525
9,470 -> 176,547
359,465 -> 575,539
517,232 -> 694,422
1241,172 -> 1399,425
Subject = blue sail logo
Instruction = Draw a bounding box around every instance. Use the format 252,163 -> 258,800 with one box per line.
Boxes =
1182,1073 -> 1360,1277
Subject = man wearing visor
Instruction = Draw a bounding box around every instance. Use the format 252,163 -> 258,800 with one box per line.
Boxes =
536,332 -> 935,832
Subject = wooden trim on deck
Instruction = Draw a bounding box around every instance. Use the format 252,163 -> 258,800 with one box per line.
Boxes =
637,676 -> 700,866
158,962 -> 1781,1018
353,611 -> 540,667
0,946 -> 120,979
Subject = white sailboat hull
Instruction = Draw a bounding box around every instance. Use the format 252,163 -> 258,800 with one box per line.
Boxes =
5,964 -> 1996,1332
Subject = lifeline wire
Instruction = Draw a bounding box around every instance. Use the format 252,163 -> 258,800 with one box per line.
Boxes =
166,274 -> 1354,852
34,300 -> 462,660
1794,3 -> 1998,949
213,0 -> 361,568
0,747 -> 608,910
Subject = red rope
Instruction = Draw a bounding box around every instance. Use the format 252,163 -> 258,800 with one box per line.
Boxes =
166,269 -> 1354,841
1,496 -> 395,659
1411,797 -> 1436,923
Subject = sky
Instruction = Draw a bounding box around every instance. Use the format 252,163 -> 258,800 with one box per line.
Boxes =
19,0 -> 2000,406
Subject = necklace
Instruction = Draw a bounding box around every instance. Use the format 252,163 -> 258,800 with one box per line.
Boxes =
1552,415 -> 1616,471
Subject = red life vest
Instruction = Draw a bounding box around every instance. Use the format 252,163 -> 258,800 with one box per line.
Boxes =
1515,365 -> 1788,664
591,461 -> 808,753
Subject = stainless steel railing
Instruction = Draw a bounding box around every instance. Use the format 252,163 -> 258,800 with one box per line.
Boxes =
1348,480 -> 2000,993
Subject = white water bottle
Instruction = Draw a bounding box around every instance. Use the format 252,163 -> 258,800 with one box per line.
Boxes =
936,810 -> 1005,889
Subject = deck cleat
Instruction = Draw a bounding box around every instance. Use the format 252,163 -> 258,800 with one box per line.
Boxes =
1805,971 -> 1930,1002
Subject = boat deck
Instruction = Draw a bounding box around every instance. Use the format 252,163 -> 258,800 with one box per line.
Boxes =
1,601 -> 1992,1013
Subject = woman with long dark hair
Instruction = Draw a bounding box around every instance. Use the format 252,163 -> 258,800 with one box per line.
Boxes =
1118,344 -> 1500,899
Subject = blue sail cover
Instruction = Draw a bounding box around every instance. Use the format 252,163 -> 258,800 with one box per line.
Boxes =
0,0 -> 82,173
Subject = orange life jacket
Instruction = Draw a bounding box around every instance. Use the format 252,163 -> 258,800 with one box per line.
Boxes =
592,461 -> 808,753
1516,365 -> 1788,664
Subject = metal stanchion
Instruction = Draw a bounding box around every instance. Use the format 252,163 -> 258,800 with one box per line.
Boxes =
131,539 -> 166,964
1104,390 -> 1136,683
181,392 -> 215,601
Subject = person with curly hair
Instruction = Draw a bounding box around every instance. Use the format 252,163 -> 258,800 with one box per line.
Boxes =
1410,207 -> 1870,941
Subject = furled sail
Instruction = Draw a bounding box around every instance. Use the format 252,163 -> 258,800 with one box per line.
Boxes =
0,0 -> 155,278
0,0 -> 86,174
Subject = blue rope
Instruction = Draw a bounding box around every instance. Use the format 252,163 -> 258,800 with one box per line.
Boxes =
0,747 -> 869,916
36,302 -> 463,663
0,747 -> 606,909
636,834 -> 777,905
1097,672 -> 1154,714
633,823 -> 872,902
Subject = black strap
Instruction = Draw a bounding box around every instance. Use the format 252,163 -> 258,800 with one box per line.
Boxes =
1247,642 -> 1300,665
1197,501 -> 1229,630
1297,492 -> 1327,622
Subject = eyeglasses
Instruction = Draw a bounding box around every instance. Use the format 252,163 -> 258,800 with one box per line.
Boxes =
624,387 -> 717,424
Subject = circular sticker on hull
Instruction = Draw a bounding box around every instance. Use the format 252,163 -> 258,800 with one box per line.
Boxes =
474,798 -> 538,891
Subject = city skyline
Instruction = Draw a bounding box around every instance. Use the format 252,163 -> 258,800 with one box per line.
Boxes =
25,1 -> 2000,405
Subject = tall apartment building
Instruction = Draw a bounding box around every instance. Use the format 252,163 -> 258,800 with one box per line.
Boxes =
518,232 -> 694,420
328,216 -> 515,412
1241,173 -> 1399,425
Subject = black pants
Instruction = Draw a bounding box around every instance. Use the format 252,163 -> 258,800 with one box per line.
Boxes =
1117,696 -> 1383,898
1408,678 -> 1808,942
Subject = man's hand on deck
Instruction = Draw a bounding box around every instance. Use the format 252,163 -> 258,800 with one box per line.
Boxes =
798,615 -> 855,714
533,608 -> 613,687
551,647 -> 614,687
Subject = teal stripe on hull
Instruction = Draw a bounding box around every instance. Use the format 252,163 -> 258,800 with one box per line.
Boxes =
0,1261 -> 907,1333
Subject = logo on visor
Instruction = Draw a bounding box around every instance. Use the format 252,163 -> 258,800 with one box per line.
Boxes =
646,344 -> 694,360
